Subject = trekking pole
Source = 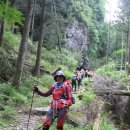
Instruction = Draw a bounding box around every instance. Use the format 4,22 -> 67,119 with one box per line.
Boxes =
27,89 -> 35,130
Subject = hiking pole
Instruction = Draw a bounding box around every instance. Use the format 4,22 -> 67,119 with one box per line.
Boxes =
27,89 -> 35,130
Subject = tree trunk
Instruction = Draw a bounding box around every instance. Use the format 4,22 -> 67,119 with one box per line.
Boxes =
33,0 -> 46,76
106,1 -> 111,64
127,97 -> 130,125
53,0 -> 61,53
12,0 -> 34,89
120,31 -> 124,71
0,19 -> 6,46
0,0 -> 7,46
30,0 -> 36,41
96,90 -> 130,96
10,0 -> 16,34
128,22 -> 130,75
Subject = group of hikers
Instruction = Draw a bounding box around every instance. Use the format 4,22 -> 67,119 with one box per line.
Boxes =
71,68 -> 93,92
33,68 -> 93,130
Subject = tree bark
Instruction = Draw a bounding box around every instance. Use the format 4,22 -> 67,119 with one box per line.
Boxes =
53,0 -> 61,54
128,22 -> 130,75
33,0 -> 46,76
0,19 -> 6,46
120,31 -> 124,71
30,0 -> 36,41
106,1 -> 111,64
0,0 -> 7,46
96,90 -> 130,96
12,0 -> 34,88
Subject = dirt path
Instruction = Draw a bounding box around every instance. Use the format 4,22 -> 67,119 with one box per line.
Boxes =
5,85 -> 85,130
5,114 -> 46,130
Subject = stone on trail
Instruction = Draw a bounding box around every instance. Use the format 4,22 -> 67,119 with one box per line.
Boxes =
31,107 -> 50,115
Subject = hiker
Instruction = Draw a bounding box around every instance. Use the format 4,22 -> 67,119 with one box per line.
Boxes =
71,75 -> 77,91
33,71 -> 72,130
85,70 -> 93,78
76,71 -> 82,89
80,69 -> 85,79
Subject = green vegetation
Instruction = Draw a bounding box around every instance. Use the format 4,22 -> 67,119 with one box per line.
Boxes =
101,114 -> 118,130
96,63 -> 130,87
1,0 -> 130,129
0,30 -> 82,129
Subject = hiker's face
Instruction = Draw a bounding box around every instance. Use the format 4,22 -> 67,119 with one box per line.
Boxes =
56,76 -> 64,83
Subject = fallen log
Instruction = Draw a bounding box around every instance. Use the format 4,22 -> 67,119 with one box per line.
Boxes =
93,99 -> 104,130
93,113 -> 102,130
96,90 -> 130,96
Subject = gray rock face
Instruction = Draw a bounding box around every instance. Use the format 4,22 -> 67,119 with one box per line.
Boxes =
65,20 -> 90,69
66,20 -> 89,53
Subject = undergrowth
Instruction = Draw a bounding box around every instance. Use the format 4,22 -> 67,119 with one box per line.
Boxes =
96,63 -> 130,88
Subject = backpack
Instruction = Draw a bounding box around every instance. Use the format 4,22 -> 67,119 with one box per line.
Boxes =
64,80 -> 75,104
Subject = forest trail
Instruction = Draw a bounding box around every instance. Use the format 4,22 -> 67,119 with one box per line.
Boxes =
5,114 -> 46,130
5,86 -> 85,130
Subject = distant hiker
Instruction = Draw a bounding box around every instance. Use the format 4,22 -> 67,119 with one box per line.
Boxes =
80,69 -> 85,79
76,71 -> 82,89
85,70 -> 93,78
33,71 -> 72,130
71,75 -> 77,91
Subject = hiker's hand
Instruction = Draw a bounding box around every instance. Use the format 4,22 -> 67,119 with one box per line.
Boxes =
62,103 -> 68,109
33,85 -> 39,92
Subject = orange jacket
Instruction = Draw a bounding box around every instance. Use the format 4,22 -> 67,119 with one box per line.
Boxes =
37,82 -> 72,109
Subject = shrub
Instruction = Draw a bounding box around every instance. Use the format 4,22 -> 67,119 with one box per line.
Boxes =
0,48 -> 14,81
4,31 -> 21,47
1,105 -> 17,120
101,114 -> 118,130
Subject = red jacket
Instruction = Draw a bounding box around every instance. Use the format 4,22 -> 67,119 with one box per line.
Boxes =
37,82 -> 72,109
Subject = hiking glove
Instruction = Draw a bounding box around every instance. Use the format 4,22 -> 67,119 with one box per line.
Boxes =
33,84 -> 39,92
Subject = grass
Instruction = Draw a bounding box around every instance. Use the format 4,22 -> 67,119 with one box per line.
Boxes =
101,114 -> 118,130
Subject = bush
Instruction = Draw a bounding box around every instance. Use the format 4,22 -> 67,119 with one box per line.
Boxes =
0,48 -> 14,81
1,105 -> 17,120
96,63 -> 130,87
4,31 -> 21,47
101,114 -> 118,130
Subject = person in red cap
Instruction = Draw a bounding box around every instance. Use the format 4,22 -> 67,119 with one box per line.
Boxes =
34,71 -> 72,130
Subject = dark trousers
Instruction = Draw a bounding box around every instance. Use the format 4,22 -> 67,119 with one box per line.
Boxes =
42,108 -> 67,130
72,84 -> 76,91
77,79 -> 81,89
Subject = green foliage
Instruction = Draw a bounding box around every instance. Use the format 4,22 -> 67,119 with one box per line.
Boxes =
4,31 -> 21,47
101,114 -> 118,130
77,78 -> 96,107
1,105 -> 17,120
42,48 -> 81,72
112,49 -> 127,63
71,0 -> 105,60
0,47 -> 14,81
0,2 -> 24,26
85,93 -> 96,104
0,83 -> 28,105
96,63 -> 130,87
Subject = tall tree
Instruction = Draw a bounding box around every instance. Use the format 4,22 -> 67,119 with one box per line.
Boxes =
0,0 -> 7,46
30,0 -> 36,40
33,0 -> 46,76
106,0 -> 112,64
128,23 -> 130,74
118,0 -> 130,74
53,0 -> 61,53
12,0 -> 34,88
